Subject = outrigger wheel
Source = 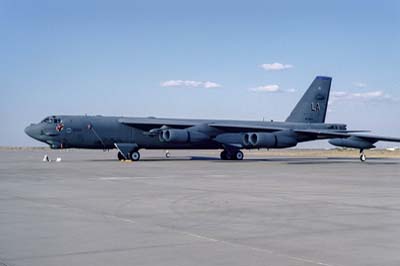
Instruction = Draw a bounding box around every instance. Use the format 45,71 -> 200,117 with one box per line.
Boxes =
359,149 -> 366,162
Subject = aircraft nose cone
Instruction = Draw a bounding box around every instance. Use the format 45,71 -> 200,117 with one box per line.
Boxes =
24,124 -> 36,138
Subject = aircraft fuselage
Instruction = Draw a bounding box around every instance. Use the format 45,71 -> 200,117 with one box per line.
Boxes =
25,115 -> 346,150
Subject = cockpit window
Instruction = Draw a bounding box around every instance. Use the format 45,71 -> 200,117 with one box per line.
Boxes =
41,117 -> 50,123
41,116 -> 61,124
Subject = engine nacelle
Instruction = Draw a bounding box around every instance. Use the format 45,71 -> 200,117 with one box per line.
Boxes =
329,137 -> 375,149
160,129 -> 208,143
162,129 -> 189,143
245,132 -> 275,147
245,131 -> 298,148
215,133 -> 251,147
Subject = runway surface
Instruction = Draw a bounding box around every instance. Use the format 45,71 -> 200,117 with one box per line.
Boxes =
0,149 -> 399,266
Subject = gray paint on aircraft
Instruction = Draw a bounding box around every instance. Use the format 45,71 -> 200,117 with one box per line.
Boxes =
25,76 -> 400,162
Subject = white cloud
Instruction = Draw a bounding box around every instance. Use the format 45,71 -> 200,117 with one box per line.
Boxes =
330,90 -> 395,103
249,84 -> 280,92
260,62 -> 293,71
202,81 -> 221,88
249,85 -> 296,93
249,84 -> 296,93
160,80 -> 221,89
353,82 -> 367,88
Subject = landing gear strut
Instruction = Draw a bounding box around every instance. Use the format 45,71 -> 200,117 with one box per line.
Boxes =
220,150 -> 244,160
359,149 -> 366,162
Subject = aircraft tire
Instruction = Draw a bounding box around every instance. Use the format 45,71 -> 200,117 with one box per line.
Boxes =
235,151 -> 244,160
225,152 -> 233,160
220,151 -> 227,160
360,153 -> 366,162
130,151 -> 141,161
117,152 -> 125,161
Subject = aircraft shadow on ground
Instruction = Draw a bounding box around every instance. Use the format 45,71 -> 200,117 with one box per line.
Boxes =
155,156 -> 398,165
88,156 -> 399,165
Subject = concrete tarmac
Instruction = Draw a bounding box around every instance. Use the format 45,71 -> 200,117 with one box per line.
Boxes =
0,149 -> 399,266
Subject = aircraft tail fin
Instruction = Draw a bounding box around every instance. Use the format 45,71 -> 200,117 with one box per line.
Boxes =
285,76 -> 331,123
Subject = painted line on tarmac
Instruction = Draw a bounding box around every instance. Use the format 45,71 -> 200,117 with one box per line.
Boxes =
177,230 -> 337,266
99,177 -> 132,181
98,176 -> 230,181
98,176 -> 167,181
106,213 -> 339,266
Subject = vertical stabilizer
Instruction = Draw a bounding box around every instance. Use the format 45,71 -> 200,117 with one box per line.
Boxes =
285,76 -> 331,123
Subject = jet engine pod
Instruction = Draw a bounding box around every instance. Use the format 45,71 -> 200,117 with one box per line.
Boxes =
248,132 -> 275,147
161,129 -> 209,144
162,129 -> 190,143
215,133 -> 249,147
274,133 -> 298,148
248,131 -> 298,148
243,133 -> 252,146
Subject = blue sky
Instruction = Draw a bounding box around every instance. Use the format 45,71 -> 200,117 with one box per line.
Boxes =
0,0 -> 399,147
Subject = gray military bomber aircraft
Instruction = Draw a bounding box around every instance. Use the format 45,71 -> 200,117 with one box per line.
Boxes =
25,76 -> 400,162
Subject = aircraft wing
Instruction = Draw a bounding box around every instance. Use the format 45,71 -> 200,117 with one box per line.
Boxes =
120,118 -> 400,144
121,119 -> 294,133
327,133 -> 400,150
347,134 -> 400,143
293,129 -> 351,139
209,123 -> 364,138
208,123 -> 285,132
282,130 -> 400,143
118,117 -> 197,130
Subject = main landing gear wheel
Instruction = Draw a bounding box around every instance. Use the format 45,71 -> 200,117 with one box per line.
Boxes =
234,150 -> 244,160
220,151 -> 227,160
359,149 -> 366,162
220,150 -> 244,160
130,151 -> 141,161
117,152 -> 125,161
